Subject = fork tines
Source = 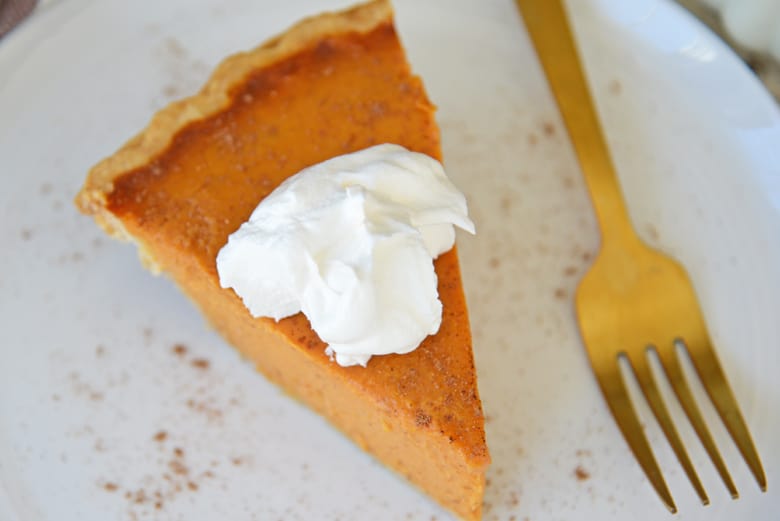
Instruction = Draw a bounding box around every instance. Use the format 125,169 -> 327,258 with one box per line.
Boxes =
609,337 -> 766,512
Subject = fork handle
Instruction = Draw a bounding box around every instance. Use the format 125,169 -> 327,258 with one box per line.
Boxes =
517,0 -> 640,251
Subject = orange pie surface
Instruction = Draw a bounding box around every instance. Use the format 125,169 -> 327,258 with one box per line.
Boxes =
76,1 -> 490,518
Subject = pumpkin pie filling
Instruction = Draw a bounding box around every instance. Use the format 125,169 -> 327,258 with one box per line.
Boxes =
77,1 -> 490,519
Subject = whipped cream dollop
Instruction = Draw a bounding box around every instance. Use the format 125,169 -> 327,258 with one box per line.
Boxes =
216,144 -> 474,367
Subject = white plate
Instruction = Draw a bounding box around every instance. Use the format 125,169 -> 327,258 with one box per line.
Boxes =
1,0 -> 778,519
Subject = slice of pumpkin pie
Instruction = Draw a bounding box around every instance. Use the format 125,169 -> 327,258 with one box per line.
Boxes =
75,1 -> 490,518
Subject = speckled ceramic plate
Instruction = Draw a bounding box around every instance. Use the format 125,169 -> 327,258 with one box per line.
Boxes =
1,0 -> 778,520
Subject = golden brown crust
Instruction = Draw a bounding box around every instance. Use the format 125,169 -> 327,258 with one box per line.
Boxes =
74,0 -> 393,242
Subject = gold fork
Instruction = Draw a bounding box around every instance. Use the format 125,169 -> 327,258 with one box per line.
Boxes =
515,0 -> 767,512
